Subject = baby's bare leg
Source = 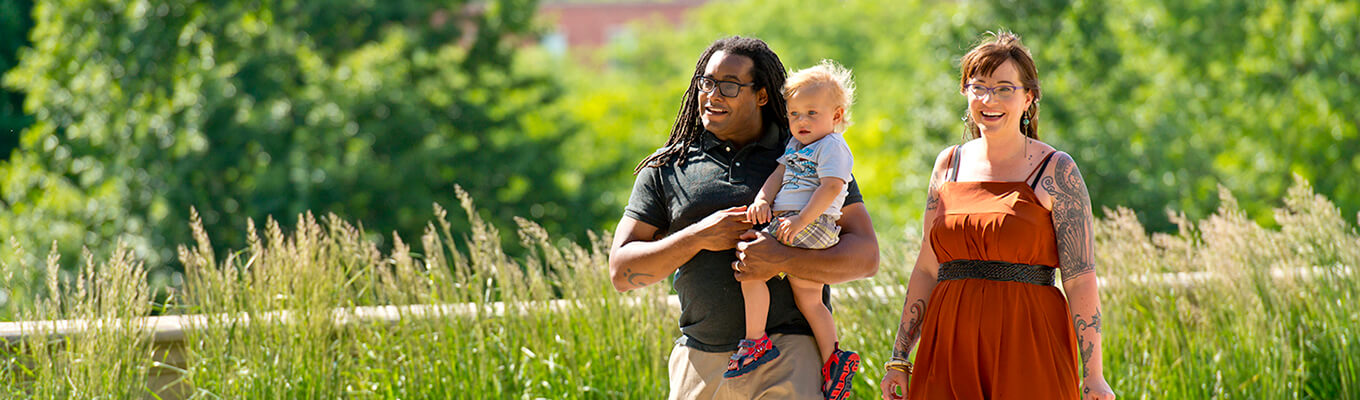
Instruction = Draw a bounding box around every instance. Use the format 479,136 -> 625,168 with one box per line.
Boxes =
788,276 -> 836,363
741,279 -> 770,340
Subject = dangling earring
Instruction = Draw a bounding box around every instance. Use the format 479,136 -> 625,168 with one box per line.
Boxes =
1022,111 -> 1030,126
961,113 -> 974,139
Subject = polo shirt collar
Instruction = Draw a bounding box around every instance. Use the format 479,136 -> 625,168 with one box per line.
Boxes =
700,123 -> 786,152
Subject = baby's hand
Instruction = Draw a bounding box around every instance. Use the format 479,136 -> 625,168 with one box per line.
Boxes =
747,200 -> 773,224
775,214 -> 812,244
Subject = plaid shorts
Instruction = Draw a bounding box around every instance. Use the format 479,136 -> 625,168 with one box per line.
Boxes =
761,211 -> 841,250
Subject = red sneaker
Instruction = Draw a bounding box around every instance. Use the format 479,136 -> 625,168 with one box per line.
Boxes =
822,343 -> 860,400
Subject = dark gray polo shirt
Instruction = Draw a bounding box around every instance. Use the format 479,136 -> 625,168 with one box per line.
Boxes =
624,123 -> 863,352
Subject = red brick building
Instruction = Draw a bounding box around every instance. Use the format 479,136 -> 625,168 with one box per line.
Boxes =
538,0 -> 708,52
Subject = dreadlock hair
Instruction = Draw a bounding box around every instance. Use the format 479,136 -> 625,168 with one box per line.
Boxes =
633,36 -> 789,174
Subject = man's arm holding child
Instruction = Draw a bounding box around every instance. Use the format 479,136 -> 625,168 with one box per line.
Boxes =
610,206 -> 754,292
733,201 -> 878,285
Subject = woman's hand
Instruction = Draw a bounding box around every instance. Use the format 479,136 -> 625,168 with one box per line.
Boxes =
880,369 -> 910,400
1082,375 -> 1115,400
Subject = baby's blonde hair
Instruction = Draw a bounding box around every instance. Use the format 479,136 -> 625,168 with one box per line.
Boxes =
782,60 -> 856,131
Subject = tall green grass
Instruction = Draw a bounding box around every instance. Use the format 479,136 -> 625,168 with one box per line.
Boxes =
2,180 -> 1356,399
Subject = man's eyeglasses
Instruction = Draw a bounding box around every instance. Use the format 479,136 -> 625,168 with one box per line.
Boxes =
963,84 -> 1025,100
695,76 -> 755,98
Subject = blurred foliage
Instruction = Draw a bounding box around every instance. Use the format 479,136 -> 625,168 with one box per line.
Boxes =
0,0 -> 1356,304
559,0 -> 1360,237
0,0 -> 584,288
0,0 -> 32,159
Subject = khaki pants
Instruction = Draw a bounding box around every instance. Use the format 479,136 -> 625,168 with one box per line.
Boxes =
667,333 -> 823,400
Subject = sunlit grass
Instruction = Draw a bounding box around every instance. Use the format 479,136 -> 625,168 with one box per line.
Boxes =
1,180 -> 1356,398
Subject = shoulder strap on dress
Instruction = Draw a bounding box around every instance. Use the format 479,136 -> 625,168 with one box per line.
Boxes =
949,145 -> 962,182
1027,151 -> 1058,189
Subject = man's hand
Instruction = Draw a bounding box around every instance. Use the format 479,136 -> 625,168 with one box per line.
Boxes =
686,206 -> 754,252
746,200 -> 773,225
732,229 -> 792,282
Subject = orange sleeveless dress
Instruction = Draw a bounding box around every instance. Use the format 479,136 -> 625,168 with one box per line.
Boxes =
908,146 -> 1081,399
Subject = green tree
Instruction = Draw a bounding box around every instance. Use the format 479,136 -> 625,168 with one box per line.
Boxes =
984,0 -> 1360,230
0,0 -> 576,284
561,0 -> 1360,235
0,0 -> 33,159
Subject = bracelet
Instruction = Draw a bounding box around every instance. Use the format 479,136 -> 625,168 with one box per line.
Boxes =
884,358 -> 913,374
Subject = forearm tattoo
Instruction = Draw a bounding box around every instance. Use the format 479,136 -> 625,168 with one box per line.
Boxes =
623,267 -> 654,290
617,231 -> 665,290
893,298 -> 928,359
1073,309 -> 1102,379
1040,155 -> 1096,282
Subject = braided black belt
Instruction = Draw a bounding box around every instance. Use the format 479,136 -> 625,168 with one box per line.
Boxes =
938,259 -> 1056,286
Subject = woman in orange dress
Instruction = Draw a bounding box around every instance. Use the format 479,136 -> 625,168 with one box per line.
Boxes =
879,31 -> 1116,399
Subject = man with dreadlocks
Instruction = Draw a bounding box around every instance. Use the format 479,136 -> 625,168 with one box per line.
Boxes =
608,36 -> 881,400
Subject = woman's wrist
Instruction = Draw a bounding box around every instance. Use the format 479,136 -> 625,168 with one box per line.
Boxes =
884,356 -> 913,374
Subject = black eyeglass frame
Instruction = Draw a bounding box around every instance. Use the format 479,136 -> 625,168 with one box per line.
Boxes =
695,75 -> 756,98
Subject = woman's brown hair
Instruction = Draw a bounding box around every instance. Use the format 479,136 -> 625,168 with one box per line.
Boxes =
960,31 -> 1041,140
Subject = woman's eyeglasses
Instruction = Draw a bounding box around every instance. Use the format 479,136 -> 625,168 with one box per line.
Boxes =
963,84 -> 1025,100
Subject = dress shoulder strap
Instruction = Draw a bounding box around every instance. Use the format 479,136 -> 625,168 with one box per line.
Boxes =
1027,151 -> 1059,189
949,145 -> 962,182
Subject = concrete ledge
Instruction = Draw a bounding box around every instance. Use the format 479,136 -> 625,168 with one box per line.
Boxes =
2,265 -> 1347,344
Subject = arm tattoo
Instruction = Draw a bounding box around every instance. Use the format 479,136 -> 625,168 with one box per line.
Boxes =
925,175 -> 941,211
1039,154 -> 1095,282
618,231 -> 665,290
892,298 -> 927,360
1073,309 -> 1102,379
623,268 -> 654,289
